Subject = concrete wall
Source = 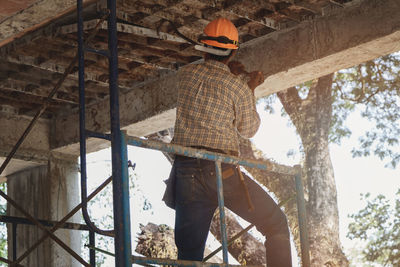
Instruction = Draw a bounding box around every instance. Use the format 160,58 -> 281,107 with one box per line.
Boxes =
7,156 -> 81,267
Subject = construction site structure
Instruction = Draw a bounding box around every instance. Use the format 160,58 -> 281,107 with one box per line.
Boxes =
0,0 -> 400,266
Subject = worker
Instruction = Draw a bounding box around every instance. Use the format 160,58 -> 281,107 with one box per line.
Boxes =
164,17 -> 292,267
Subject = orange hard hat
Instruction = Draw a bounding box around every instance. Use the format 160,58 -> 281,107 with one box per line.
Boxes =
199,18 -> 239,50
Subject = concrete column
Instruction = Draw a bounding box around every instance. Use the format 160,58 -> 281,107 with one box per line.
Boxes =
7,156 -> 81,267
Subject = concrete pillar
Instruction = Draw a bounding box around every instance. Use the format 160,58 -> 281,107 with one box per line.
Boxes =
7,156 -> 81,267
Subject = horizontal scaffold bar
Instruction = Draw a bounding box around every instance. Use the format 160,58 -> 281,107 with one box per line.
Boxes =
125,135 -> 297,175
0,215 -> 90,231
133,255 -> 264,267
86,244 -> 263,267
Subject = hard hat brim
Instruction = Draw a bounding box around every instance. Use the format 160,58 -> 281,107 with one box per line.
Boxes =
200,39 -> 238,50
194,45 -> 232,56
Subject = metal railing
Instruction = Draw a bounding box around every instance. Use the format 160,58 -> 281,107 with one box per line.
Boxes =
0,215 -> 97,266
80,133 -> 310,266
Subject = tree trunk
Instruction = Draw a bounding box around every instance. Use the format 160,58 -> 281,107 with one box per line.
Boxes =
135,222 -> 223,263
277,74 -> 349,266
136,223 -> 177,259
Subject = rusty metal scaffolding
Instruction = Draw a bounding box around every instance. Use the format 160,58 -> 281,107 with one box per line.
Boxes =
0,1 -> 310,267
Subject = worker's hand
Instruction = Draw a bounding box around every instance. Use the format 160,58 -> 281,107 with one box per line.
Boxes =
247,71 -> 264,91
228,61 -> 246,75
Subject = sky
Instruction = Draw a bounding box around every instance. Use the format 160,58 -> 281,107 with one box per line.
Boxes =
84,100 -> 400,266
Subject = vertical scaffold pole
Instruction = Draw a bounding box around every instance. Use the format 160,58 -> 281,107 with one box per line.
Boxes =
89,231 -> 96,266
295,167 -> 310,267
107,0 -> 132,265
12,223 -> 17,261
215,161 -> 229,263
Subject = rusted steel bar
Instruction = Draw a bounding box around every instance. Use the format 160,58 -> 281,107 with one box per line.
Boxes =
13,176 -> 112,265
0,190 -> 90,266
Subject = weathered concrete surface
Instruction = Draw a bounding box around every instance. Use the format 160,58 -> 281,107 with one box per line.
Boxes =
237,0 -> 400,98
0,0 -> 76,40
53,0 -> 400,155
48,156 -> 81,267
0,113 -> 50,176
53,75 -> 178,154
7,157 -> 81,267
7,166 -> 51,266
0,0 -> 38,24
0,158 -> 42,178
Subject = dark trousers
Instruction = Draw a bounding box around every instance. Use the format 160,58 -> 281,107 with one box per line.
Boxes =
172,156 -> 292,267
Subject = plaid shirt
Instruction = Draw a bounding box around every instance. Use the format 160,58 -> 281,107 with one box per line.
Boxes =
172,60 -> 260,155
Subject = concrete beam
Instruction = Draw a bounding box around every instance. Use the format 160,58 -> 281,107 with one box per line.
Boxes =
0,113 -> 50,157
0,0 -> 95,42
237,0 -> 400,98
53,75 -> 178,155
0,158 -> 44,178
0,113 -> 51,172
52,0 -> 400,154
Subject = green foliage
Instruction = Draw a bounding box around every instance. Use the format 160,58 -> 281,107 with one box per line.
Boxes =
259,94 -> 276,114
262,78 -> 354,146
347,190 -> 400,266
81,176 -> 113,267
333,53 -> 400,168
330,82 -> 354,145
81,163 -> 153,266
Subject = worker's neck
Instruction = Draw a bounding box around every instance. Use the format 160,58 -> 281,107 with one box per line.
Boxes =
204,54 -> 232,65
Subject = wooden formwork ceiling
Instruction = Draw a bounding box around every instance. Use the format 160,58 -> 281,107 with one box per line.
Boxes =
0,0 -> 354,118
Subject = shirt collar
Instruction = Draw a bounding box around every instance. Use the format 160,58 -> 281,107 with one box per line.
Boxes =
204,60 -> 230,72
